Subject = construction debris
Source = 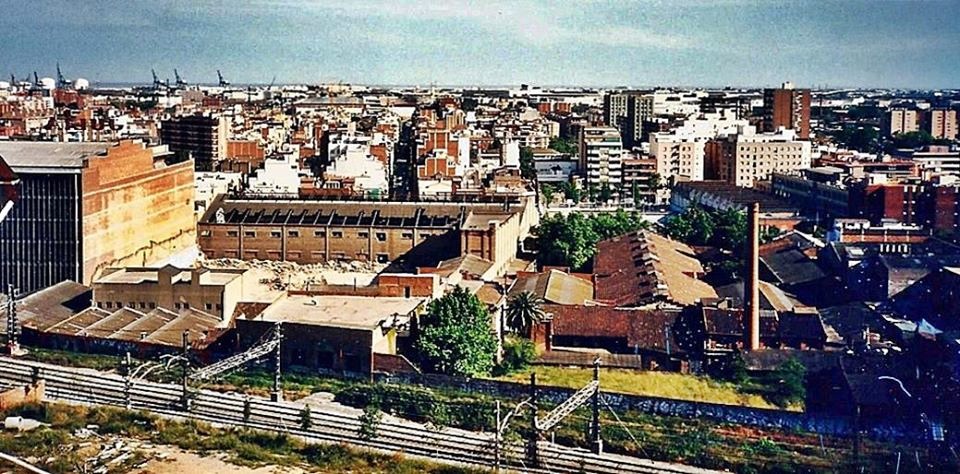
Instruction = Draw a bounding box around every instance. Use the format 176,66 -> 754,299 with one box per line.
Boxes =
201,258 -> 386,291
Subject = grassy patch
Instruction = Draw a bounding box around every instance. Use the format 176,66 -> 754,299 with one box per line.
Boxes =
0,403 -> 483,474
492,366 -> 783,409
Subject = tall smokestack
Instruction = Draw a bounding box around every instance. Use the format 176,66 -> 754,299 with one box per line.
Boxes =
744,202 -> 761,351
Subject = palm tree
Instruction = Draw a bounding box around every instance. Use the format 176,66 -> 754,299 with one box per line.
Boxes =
505,291 -> 545,336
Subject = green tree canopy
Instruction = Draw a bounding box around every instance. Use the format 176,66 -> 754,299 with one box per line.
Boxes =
519,146 -> 536,180
536,210 -> 649,270
770,358 -> 806,407
549,136 -> 578,155
415,286 -> 498,377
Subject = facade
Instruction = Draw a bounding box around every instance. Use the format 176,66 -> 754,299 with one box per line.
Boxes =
761,82 -> 811,139
160,114 -> 228,171
924,108 -> 958,140
624,94 -> 654,148
0,141 -> 196,295
579,126 -> 622,188
621,158 -> 659,203
602,93 -> 629,128
198,196 -> 532,271
92,265 -> 252,321
771,171 -> 850,220
0,155 -> 17,224
707,129 -> 812,187
892,145 -> 960,178
236,294 -> 425,374
884,108 -> 920,137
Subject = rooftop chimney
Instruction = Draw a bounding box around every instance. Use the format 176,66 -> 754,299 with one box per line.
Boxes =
744,202 -> 761,352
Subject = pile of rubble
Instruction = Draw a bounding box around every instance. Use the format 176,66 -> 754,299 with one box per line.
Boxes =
201,258 -> 387,290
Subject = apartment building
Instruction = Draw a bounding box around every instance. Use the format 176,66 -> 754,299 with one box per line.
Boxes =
884,108 -> 921,137
160,114 -> 229,171
625,94 -> 654,148
602,93 -> 630,128
706,129 -> 811,188
924,108 -> 958,140
762,82 -> 811,139
579,126 -> 623,188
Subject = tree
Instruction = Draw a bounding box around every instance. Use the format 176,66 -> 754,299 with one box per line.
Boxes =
598,183 -> 614,203
771,358 -> 806,407
536,210 -> 648,271
559,181 -> 582,203
415,286 -> 498,377
540,183 -> 556,206
519,146 -> 536,180
549,136 -> 578,155
536,213 -> 599,270
498,335 -> 537,374
587,184 -> 599,203
711,208 -> 747,255
505,291 -> 545,335
358,404 -> 383,441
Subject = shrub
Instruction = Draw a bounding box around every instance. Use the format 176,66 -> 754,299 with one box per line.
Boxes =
499,336 -> 537,374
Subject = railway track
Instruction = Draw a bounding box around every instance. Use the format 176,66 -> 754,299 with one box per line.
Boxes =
0,357 -> 719,474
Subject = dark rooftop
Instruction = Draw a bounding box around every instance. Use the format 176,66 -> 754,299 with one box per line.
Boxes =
673,181 -> 799,214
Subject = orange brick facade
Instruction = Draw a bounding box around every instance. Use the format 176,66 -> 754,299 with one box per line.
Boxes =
81,141 -> 196,283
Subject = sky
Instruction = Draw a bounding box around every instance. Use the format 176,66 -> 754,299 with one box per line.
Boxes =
1,0 -> 958,89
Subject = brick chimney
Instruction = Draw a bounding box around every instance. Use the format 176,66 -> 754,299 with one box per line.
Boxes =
744,202 -> 761,351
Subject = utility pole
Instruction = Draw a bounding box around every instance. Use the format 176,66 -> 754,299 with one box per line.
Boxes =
5,284 -> 22,356
181,331 -> 190,411
121,352 -> 132,409
528,372 -> 539,468
494,400 -> 501,473
270,323 -> 283,402
591,358 -> 603,454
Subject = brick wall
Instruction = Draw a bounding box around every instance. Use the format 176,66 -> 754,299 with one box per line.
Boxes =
81,141 -> 196,284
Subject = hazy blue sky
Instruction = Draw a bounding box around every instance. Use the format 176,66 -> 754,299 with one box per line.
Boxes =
2,0 -> 957,88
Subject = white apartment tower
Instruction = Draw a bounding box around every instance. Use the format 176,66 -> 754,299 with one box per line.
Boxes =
579,127 -> 623,188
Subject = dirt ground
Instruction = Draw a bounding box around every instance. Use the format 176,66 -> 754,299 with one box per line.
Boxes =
132,446 -> 307,474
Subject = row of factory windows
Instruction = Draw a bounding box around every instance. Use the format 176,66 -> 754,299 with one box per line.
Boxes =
95,300 -> 224,312
209,229 -> 434,241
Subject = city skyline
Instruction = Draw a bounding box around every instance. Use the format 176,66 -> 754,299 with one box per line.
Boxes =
2,0 -> 959,89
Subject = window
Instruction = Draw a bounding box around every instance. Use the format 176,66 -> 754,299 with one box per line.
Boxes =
200,230 -> 211,237
205,303 -> 213,311
149,302 -> 156,309
227,230 -> 239,237
401,232 -> 413,240
216,303 -> 223,311
288,230 -> 300,238
376,253 -> 389,263
139,302 -> 146,309
97,302 -> 104,309
332,231 -> 343,238
358,231 -> 369,239
129,302 -> 136,308
271,230 -> 282,238
244,230 -> 256,238
314,230 -> 326,238
115,302 -> 122,309
376,232 -> 387,242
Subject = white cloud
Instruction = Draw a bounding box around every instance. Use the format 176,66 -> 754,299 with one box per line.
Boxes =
245,0 -> 693,50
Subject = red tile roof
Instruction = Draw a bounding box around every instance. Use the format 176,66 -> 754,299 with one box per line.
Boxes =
544,304 -> 681,352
